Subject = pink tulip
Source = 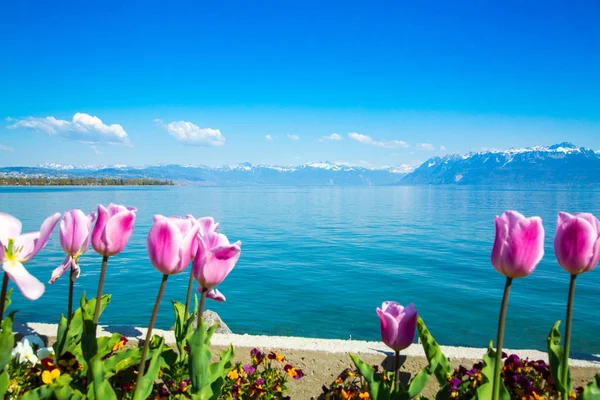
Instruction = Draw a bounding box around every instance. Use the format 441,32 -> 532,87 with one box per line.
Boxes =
192,230 -> 241,290
199,287 -> 226,302
147,215 -> 200,275
0,212 -> 60,300
50,210 -> 96,284
376,302 -> 417,352
491,211 -> 545,278
554,212 -> 600,275
187,216 -> 219,259
92,204 -> 136,257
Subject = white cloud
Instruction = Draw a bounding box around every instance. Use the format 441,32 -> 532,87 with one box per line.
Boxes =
348,132 -> 409,149
156,120 -> 225,147
287,134 -> 299,140
440,145 -> 447,151
417,143 -> 436,151
0,144 -> 13,152
318,133 -> 342,142
265,134 -> 273,141
8,113 -> 130,145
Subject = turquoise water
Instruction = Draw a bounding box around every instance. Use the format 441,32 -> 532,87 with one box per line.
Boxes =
1,186 -> 599,355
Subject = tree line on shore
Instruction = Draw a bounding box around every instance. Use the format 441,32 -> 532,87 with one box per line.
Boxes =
0,176 -> 175,186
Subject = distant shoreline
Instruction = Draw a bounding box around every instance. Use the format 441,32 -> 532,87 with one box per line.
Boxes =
0,176 -> 175,186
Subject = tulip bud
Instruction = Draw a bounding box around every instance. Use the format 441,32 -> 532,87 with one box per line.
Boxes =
147,215 -> 200,275
92,204 -> 136,257
376,302 -> 417,352
491,211 -> 545,278
554,212 -> 600,275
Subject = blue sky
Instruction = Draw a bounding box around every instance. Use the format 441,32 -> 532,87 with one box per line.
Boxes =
1,0 -> 599,167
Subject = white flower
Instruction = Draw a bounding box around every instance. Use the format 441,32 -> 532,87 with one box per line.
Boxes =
12,339 -> 38,365
22,335 -> 45,350
36,347 -> 54,360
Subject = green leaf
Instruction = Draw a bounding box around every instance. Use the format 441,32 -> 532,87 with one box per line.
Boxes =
89,357 -> 118,400
0,311 -> 16,371
407,365 -> 434,399
208,345 -> 235,380
133,335 -> 165,400
189,318 -> 213,394
547,321 -> 572,396
2,289 -> 12,314
104,347 -> 141,378
581,372 -> 600,400
475,342 -> 510,400
416,316 -> 452,386
0,369 -> 9,399
350,353 -> 391,400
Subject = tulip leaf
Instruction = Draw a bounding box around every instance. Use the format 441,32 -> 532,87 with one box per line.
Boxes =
0,369 -> 9,399
189,317 -> 213,394
547,320 -> 572,396
406,366 -> 433,399
581,372 -> 600,400
475,341 -> 510,400
104,347 -> 141,378
173,300 -> 196,361
350,353 -> 391,400
132,335 -> 165,400
0,311 -> 16,372
2,289 -> 12,313
416,316 -> 452,386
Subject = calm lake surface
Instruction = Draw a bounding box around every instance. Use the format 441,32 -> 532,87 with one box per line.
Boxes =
1,186 -> 599,355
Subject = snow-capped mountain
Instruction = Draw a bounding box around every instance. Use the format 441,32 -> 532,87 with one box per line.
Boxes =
1,161 -> 414,186
401,143 -> 600,185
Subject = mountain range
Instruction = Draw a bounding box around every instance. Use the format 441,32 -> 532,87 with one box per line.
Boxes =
1,143 -> 599,186
401,142 -> 600,185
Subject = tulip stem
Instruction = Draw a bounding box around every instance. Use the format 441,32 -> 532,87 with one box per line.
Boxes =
562,274 -> 577,400
492,276 -> 512,400
197,288 -> 208,327
93,256 -> 109,324
184,271 -> 194,316
394,350 -> 401,393
67,271 -> 74,323
0,272 -> 8,325
134,273 -> 169,397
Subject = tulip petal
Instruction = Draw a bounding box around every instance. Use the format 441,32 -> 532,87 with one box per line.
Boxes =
197,217 -> 218,235
0,213 -> 22,247
20,213 -> 60,263
13,232 -> 38,262
49,256 -> 73,284
491,216 -> 509,276
504,216 -> 545,278
2,260 -> 45,300
205,288 -> 226,302
377,307 -> 398,349
587,236 -> 600,272
576,213 -> 600,235
61,210 -> 90,256
80,212 -> 96,252
555,215 -> 596,275
92,205 -> 110,254
102,210 -> 136,256
192,238 -> 208,281
175,223 -> 201,273
199,244 -> 241,289
147,219 -> 183,274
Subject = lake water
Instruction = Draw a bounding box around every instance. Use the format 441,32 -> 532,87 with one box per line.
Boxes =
1,186 -> 599,355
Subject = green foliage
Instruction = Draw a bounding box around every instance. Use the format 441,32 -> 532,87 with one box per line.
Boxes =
350,353 -> 432,400
188,317 -> 235,399
581,372 -> 600,400
173,297 -> 198,362
474,342 -> 510,400
0,312 -> 16,399
416,317 -> 452,387
132,336 -> 164,400
3,289 -> 12,314
547,320 -> 573,397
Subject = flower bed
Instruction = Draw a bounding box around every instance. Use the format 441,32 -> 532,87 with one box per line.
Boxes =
0,206 -> 599,399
